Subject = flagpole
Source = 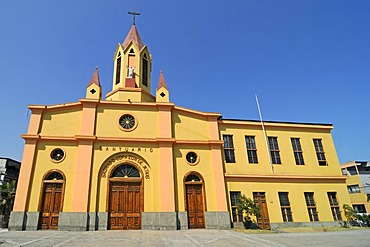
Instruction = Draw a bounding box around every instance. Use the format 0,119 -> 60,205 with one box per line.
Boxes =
255,95 -> 274,174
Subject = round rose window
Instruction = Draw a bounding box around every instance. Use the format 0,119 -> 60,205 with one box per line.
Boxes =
186,152 -> 199,165
119,114 -> 136,130
50,148 -> 65,162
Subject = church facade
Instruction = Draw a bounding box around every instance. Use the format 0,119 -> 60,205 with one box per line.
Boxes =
9,24 -> 351,231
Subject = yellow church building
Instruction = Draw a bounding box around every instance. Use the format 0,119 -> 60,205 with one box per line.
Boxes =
9,23 -> 351,231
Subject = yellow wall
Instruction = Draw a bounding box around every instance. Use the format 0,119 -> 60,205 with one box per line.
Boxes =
105,88 -> 156,103
172,110 -> 211,140
219,122 -> 342,177
107,90 -> 142,102
95,105 -> 158,138
173,144 -> 217,211
227,181 -> 352,223
40,107 -> 82,136
27,141 -> 79,212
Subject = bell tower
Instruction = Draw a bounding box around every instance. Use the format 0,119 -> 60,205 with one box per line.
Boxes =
106,19 -> 154,102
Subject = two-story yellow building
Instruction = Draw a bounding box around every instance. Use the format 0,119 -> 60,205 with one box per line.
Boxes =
9,23 -> 351,231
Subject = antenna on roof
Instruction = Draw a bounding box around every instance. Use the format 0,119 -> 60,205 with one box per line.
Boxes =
255,95 -> 274,174
128,11 -> 141,25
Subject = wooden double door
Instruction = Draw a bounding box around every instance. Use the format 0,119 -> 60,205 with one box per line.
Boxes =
253,192 -> 271,230
40,183 -> 63,230
186,184 -> 205,229
109,181 -> 143,230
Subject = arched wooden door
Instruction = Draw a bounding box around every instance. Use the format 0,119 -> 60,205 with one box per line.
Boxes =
108,164 -> 143,230
39,171 -> 65,230
185,173 -> 205,229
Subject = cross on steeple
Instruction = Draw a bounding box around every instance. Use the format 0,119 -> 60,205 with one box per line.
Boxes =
128,11 -> 141,25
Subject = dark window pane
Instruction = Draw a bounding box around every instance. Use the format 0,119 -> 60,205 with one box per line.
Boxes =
313,139 -> 327,166
142,56 -> 148,86
268,137 -> 281,164
223,135 -> 235,163
279,192 -> 290,206
230,192 -> 241,222
246,136 -> 258,164
279,192 -> 293,222
230,192 -> 240,206
115,57 -> 121,85
353,204 -> 366,213
232,208 -> 237,222
305,192 -> 319,222
291,138 -> 305,165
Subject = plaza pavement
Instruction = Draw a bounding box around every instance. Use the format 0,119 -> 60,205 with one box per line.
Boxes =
0,229 -> 369,247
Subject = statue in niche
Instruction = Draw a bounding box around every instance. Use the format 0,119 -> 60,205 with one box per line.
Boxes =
126,66 -> 135,78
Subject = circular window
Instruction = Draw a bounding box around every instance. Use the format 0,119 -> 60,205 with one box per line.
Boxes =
50,148 -> 65,163
119,114 -> 137,131
186,152 -> 199,165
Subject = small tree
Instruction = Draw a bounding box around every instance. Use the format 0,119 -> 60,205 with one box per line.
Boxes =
0,180 -> 16,228
357,214 -> 370,227
342,204 -> 357,228
236,194 -> 260,229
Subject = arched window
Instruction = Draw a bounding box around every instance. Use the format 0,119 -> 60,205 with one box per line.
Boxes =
129,48 -> 135,54
45,172 -> 64,181
111,164 -> 140,178
115,52 -> 121,85
185,174 -> 202,182
142,53 -> 148,87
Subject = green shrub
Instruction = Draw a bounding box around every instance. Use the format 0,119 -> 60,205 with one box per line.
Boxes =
236,194 -> 260,229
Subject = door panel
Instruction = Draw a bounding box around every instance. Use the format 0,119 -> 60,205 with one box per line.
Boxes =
187,186 -> 196,227
253,192 -> 271,230
109,181 -> 142,230
109,183 -> 126,230
186,184 -> 205,229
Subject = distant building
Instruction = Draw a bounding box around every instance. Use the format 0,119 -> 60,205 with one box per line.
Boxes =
0,157 -> 20,186
341,161 -> 370,213
9,23 -> 351,231
0,157 -> 21,227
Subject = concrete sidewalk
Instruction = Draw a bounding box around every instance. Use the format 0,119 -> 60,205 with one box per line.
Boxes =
0,229 -> 369,247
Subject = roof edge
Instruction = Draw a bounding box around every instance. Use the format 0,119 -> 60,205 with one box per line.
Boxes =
219,118 -> 333,127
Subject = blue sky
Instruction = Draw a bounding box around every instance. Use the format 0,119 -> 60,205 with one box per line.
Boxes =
0,0 -> 369,163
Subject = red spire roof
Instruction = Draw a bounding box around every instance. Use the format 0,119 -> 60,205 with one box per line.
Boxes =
122,25 -> 145,50
89,67 -> 100,86
157,70 -> 168,90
